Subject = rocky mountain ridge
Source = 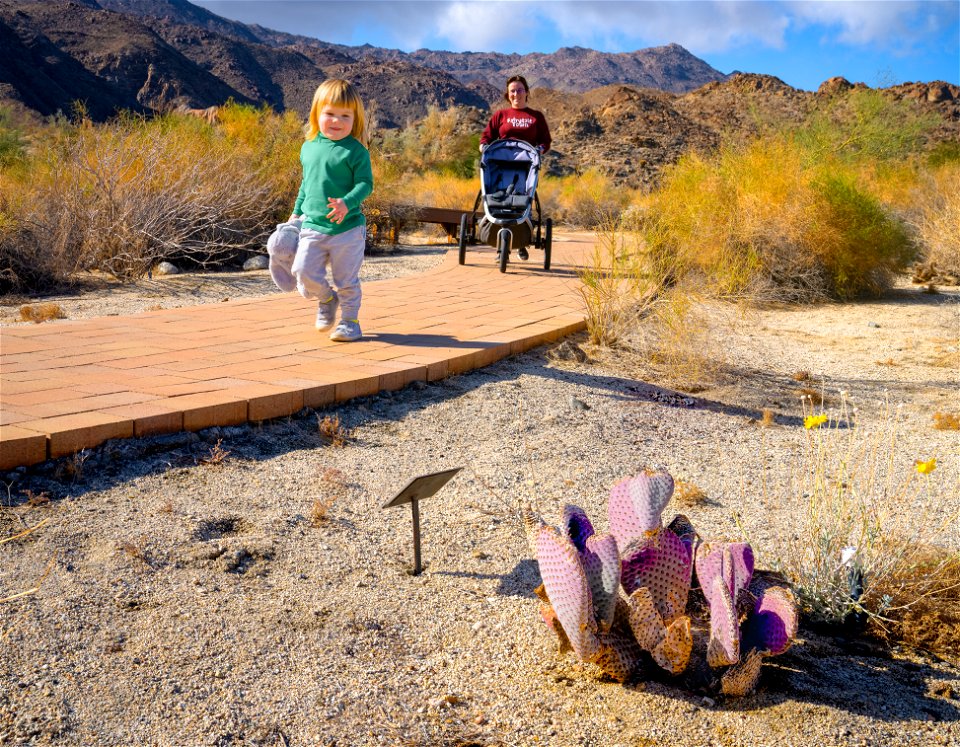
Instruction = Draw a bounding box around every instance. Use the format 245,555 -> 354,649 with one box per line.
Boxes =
1,0 -> 956,187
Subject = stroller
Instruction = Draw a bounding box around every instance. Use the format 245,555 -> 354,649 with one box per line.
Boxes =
458,139 -> 552,273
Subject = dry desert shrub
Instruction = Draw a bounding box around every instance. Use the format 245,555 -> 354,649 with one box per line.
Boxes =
673,479 -> 708,506
0,103 -> 301,291
317,414 -> 348,447
866,542 -> 960,657
908,161 -> 960,280
773,397 -> 959,653
577,215 -> 732,389
537,170 -> 636,228
637,135 -> 917,302
374,105 -> 479,180
199,439 -> 231,466
310,495 -> 339,526
933,412 -> 960,431
18,303 -> 65,323
402,172 -> 478,211
576,216 -> 649,347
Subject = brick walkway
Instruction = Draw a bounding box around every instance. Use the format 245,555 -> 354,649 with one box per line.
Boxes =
0,233 -> 594,469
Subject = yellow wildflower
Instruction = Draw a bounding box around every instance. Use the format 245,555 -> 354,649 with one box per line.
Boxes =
804,414 -> 828,429
915,458 -> 937,474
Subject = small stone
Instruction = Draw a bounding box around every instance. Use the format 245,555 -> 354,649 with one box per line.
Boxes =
701,696 -> 715,707
867,321 -> 880,328
474,715 -> 487,725
569,396 -> 590,412
243,255 -> 269,271
154,261 -> 179,276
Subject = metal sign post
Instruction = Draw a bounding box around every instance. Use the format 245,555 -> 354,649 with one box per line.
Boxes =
382,467 -> 462,575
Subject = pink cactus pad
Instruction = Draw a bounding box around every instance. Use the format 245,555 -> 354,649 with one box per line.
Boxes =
620,528 -> 691,623
695,542 -> 754,599
582,533 -> 621,632
608,469 -> 675,547
562,503 -> 596,551
705,575 -> 740,668
742,585 -> 798,656
536,525 -> 600,661
666,513 -> 698,564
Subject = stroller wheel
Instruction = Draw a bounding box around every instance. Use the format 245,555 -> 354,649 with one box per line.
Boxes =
498,231 -> 510,273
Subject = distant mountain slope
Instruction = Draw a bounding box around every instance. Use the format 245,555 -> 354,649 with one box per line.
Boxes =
98,0 -> 731,94
0,0 -> 499,126
0,0 -> 251,118
2,0 -> 956,189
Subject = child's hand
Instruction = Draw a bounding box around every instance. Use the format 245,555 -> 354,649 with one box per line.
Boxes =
326,198 -> 348,224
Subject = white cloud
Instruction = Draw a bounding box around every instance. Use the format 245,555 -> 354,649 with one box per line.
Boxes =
432,2 -> 542,51
194,1 -> 959,57
536,1 -> 791,53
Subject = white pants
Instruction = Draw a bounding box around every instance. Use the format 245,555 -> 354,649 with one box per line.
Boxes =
291,226 -> 365,320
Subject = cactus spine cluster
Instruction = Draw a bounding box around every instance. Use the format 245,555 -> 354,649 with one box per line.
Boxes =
530,468 -> 798,696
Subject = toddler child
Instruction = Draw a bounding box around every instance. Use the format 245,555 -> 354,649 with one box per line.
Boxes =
270,78 -> 373,341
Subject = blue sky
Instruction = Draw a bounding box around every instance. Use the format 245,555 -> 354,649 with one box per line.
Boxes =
193,1 -> 959,91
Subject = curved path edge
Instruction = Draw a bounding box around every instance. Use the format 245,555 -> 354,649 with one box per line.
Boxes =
0,233 -> 595,469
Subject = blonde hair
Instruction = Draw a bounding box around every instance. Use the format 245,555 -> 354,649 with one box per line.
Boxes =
306,79 -> 368,146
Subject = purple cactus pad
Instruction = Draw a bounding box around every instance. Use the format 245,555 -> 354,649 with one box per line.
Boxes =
562,504 -> 596,552
705,575 -> 741,668
695,542 -> 754,599
620,529 -> 691,622
536,525 -> 600,661
742,585 -> 798,656
582,533 -> 621,632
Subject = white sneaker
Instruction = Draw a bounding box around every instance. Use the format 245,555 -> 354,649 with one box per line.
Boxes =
315,293 -> 339,330
329,319 -> 362,342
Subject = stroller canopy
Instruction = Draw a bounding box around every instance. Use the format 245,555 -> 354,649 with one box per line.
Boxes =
480,139 -> 541,201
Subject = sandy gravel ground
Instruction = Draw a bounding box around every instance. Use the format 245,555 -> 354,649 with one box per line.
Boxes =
1,235 -> 958,747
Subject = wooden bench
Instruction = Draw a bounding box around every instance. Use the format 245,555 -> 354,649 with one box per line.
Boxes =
398,205 -> 481,242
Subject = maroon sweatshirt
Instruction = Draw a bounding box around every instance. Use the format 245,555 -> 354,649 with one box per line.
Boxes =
480,107 -> 552,152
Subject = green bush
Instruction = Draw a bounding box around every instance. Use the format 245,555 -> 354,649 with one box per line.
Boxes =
0,107 -> 27,168
810,172 -> 916,298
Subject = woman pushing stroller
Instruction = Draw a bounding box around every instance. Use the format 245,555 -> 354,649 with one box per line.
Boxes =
480,75 -> 552,156
468,75 -> 551,272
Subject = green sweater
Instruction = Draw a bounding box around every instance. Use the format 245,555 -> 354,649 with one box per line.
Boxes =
293,134 -> 373,235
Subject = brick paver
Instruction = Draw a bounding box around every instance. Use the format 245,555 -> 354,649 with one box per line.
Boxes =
0,234 -> 594,469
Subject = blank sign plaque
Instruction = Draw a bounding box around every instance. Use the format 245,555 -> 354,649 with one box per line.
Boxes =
382,467 -> 462,575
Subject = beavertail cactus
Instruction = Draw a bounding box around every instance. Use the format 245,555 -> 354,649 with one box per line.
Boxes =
720,647 -> 765,697
608,468 -> 674,547
530,469 -> 797,695
563,504 -> 596,550
536,524 -> 600,662
696,542 -> 755,667
625,587 -> 692,674
695,541 -> 799,694
617,492 -> 694,674
534,514 -> 640,681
